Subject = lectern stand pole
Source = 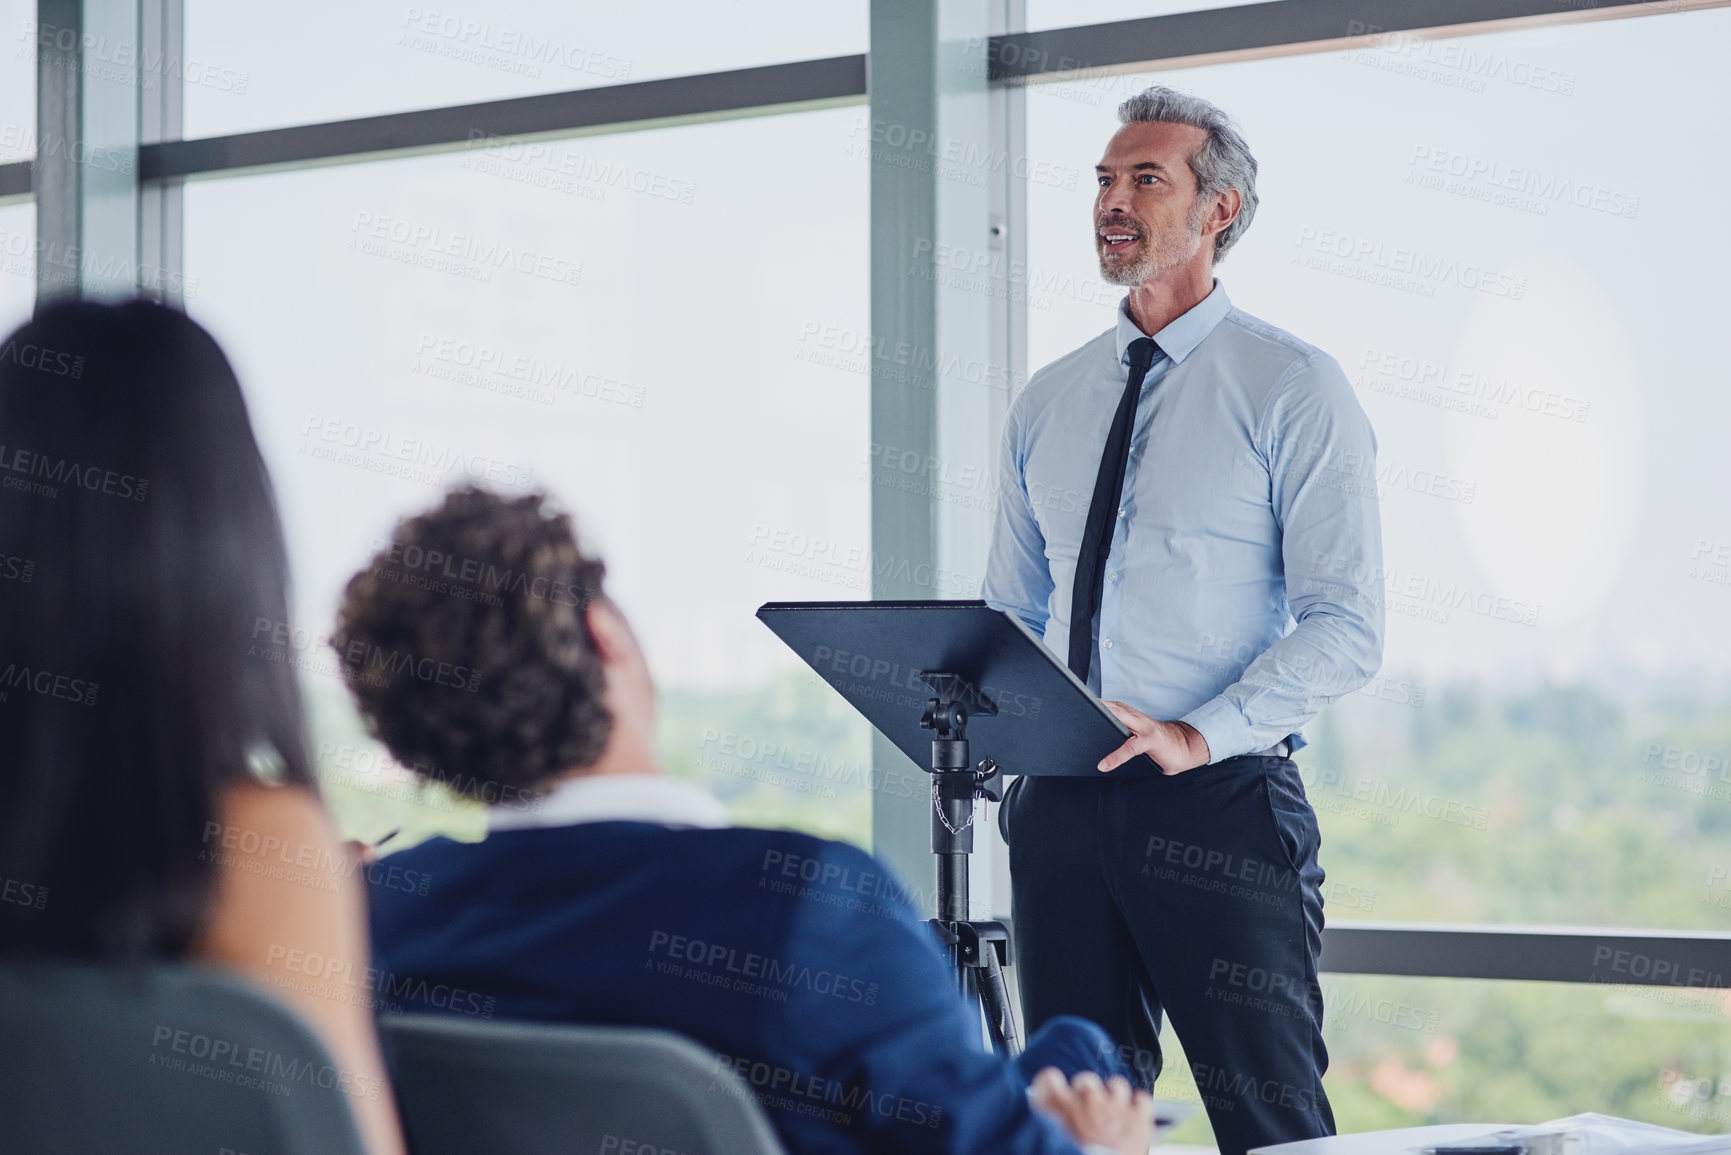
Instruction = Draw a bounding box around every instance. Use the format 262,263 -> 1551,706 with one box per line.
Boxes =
920,673 -> 1021,1056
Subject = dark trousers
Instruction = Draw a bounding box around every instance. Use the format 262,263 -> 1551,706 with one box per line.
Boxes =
1001,754 -> 1334,1155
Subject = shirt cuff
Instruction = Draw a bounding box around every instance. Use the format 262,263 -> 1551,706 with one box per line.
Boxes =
1180,696 -> 1255,763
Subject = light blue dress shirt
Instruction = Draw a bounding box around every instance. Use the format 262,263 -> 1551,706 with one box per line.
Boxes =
982,281 -> 1385,762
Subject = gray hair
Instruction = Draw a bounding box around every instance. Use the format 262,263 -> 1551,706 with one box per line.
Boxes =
1117,85 -> 1259,263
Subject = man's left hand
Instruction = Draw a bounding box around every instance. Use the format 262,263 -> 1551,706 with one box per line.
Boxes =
1098,701 -> 1211,774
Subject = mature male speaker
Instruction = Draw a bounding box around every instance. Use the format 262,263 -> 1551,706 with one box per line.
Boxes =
983,86 -> 1385,1155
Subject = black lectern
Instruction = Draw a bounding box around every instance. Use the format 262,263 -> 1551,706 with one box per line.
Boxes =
756,599 -> 1164,1056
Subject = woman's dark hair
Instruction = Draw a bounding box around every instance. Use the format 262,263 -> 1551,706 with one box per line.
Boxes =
0,299 -> 313,960
332,487 -> 612,801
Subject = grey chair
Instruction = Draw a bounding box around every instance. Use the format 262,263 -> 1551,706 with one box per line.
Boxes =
380,1014 -> 789,1155
0,961 -> 368,1155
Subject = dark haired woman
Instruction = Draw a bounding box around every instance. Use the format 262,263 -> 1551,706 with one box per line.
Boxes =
0,299 -> 405,1155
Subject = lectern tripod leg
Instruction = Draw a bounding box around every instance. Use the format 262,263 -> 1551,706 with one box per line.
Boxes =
979,942 -> 1018,1052
928,875 -> 1021,1054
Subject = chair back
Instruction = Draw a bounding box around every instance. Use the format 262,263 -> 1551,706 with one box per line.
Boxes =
381,1014 -> 789,1155
0,962 -> 368,1155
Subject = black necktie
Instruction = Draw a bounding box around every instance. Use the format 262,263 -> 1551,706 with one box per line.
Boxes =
1068,336 -> 1160,681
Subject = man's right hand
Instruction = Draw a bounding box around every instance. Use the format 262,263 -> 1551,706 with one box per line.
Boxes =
1029,1067 -> 1155,1155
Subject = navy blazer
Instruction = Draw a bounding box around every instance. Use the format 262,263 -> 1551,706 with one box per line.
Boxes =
368,821 -> 1088,1155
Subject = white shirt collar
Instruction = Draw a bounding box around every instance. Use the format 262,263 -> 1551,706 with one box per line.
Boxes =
1113,278 -> 1232,367
488,772 -> 730,834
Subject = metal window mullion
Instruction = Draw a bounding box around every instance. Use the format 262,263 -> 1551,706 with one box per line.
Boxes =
34,0 -> 84,298
982,0 -> 1025,932
868,0 -> 944,902
0,162 -> 32,202
34,0 -> 144,302
1320,924 -> 1731,986
138,56 -> 869,183
137,0 -> 181,305
987,0 -> 1728,82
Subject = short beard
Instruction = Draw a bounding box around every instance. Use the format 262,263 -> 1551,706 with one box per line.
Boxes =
1098,200 -> 1207,287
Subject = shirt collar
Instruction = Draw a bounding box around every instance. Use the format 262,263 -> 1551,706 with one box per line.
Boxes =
488,772 -> 730,834
1114,279 -> 1232,368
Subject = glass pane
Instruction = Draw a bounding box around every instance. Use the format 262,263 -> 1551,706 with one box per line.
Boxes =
181,107 -> 871,849
1025,0 -> 1288,33
0,201 -> 32,326
1155,974 -> 1731,1148
183,0 -> 867,139
1,0 -> 35,163
1023,7 -> 1731,928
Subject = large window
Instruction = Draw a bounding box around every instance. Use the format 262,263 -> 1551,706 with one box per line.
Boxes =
0,0 -> 34,165
1022,6 -> 1731,1143
183,107 -> 873,849
15,2 -> 1731,1147
1025,6 -> 1731,929
0,0 -> 31,328
182,0 -> 867,137
1151,972 -> 1731,1136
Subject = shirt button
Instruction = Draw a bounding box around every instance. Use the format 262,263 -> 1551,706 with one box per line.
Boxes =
1103,639 -> 1114,649
1117,507 -> 1125,518
1107,571 -> 1118,581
